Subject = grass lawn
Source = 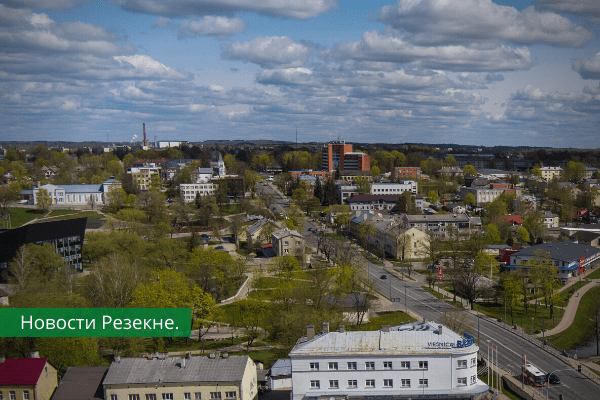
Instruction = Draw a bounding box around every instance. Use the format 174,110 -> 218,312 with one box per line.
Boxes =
227,348 -> 291,369
473,301 -> 565,335
362,251 -> 384,266
557,281 -> 588,305
546,286 -> 600,351
43,210 -> 104,221
354,311 -> 417,331
2,207 -> 45,227
47,209 -> 79,217
392,269 -> 416,281
421,285 -> 450,300
586,268 -> 600,280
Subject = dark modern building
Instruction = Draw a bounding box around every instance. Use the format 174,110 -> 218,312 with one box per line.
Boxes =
0,218 -> 87,273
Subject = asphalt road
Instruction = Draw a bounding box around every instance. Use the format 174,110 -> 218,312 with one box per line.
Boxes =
261,183 -> 600,399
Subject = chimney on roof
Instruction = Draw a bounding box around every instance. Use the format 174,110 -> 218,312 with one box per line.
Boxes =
339,325 -> 345,333
382,325 -> 390,332
0,355 -> 5,364
114,355 -> 121,363
306,325 -> 315,341
186,352 -> 191,359
181,357 -> 186,369
30,351 -> 39,358
438,325 -> 443,335
209,352 -> 216,359
222,352 -> 228,358
322,322 -> 329,334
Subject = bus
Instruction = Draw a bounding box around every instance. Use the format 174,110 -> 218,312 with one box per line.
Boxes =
523,363 -> 547,387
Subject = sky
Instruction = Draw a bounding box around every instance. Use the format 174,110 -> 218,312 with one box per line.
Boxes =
1,0 -> 600,148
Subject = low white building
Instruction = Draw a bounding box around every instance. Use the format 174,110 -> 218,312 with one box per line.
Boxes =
371,181 -> 417,195
289,321 -> 488,400
24,179 -> 121,206
180,182 -> 216,202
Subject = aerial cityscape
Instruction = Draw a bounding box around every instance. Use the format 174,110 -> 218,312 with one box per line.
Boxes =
2,1 -> 600,400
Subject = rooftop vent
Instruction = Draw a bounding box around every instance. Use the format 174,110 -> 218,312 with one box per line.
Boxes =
209,352 -> 216,359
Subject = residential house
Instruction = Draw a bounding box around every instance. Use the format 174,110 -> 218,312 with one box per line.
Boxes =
51,367 -> 108,400
180,183 -> 216,202
246,218 -> 282,247
540,166 -> 562,182
542,211 -> 559,228
271,228 -> 305,260
460,182 -> 522,205
371,181 -> 417,195
444,203 -> 466,214
268,359 -> 292,390
128,162 -> 162,191
347,195 -> 400,212
496,215 -> 523,226
438,166 -> 462,178
103,354 -> 257,400
288,322 -> 487,400
40,166 -> 57,180
415,195 -> 425,211
394,166 -> 422,180
0,355 -> 58,400
336,183 -> 359,204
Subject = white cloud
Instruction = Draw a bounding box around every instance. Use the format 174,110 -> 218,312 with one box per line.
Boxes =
221,36 -> 312,68
573,52 -> 600,79
114,55 -> 192,80
2,0 -> 89,11
178,16 -> 247,39
113,0 -> 337,20
379,0 -> 592,47
535,0 -> 600,21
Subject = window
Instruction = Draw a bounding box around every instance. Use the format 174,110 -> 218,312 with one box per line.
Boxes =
383,361 -> 392,370
23,393 -> 29,400
365,362 -> 375,370
419,379 -> 428,387
225,393 -> 236,399
0,391 -> 3,400
310,362 -> 319,371
458,377 -> 467,385
347,380 -> 357,389
457,360 -> 467,368
110,396 -> 117,400
128,395 -> 139,400
471,376 -> 477,385
310,381 -> 320,389
146,395 -> 157,400
365,380 -> 375,388
401,379 -> 411,388
419,361 -> 428,369
210,393 -> 221,400
163,395 -> 173,400
471,358 -> 476,367
194,394 -> 201,400
328,362 -> 338,370
401,361 -> 410,369
184,394 -> 191,400
347,362 -> 357,370
329,380 -> 339,389
383,379 -> 393,388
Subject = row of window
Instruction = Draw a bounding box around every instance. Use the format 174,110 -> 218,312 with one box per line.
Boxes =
310,361 -> 429,371
110,392 -> 236,400
310,375 -> 477,390
0,391 -> 30,400
310,379 -> 426,389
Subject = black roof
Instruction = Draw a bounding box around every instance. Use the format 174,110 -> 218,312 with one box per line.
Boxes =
0,218 -> 87,264
51,367 -> 108,400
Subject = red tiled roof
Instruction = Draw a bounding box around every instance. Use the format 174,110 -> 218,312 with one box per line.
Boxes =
0,358 -> 47,386
261,243 -> 273,249
496,215 -> 523,225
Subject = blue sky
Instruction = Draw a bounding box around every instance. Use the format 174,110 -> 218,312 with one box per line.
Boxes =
1,0 -> 600,147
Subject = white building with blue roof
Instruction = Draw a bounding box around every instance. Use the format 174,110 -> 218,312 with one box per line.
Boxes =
289,321 -> 488,400
23,179 -> 121,206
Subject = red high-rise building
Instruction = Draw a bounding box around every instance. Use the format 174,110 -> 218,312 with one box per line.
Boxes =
322,141 -> 369,172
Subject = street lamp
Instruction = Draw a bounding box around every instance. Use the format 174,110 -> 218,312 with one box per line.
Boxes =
531,317 -> 535,334
546,368 -> 578,400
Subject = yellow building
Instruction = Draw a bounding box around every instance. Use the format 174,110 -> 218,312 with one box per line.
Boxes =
103,354 -> 257,400
0,355 -> 58,400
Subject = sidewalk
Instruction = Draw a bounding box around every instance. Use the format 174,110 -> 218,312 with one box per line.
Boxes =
534,279 -> 600,337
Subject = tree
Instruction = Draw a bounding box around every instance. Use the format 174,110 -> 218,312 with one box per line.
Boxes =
0,186 -> 19,216
36,188 -> 51,212
232,299 -> 268,349
396,191 -> 416,214
515,226 -> 530,244
7,244 -> 36,292
500,273 -> 523,324
523,211 -> 546,244
370,165 -> 381,177
464,193 -> 476,207
229,214 -> 245,249
566,161 -> 586,183
444,155 -> 457,167
188,247 -> 235,299
584,288 -> 600,356
531,167 -> 542,177
38,337 -> 99,375
355,175 -> 371,195
427,190 -> 440,204
485,198 -> 507,219
484,224 -> 501,245
463,165 -> 477,177
321,177 -> 337,206
313,177 -> 323,203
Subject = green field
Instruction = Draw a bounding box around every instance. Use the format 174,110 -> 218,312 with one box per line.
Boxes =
587,268 -> 600,280
473,301 -> 564,335
1,207 -> 45,228
354,311 -> 417,331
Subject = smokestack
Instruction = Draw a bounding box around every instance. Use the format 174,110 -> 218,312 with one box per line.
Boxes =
0,356 -> 5,364
438,325 -> 443,335
114,355 -> 121,363
143,123 -> 146,143
339,325 -> 345,333
382,325 -> 390,332
322,322 -> 329,334
30,351 -> 39,358
307,325 -> 315,341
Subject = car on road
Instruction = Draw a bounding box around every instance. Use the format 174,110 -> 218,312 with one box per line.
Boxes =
201,234 -> 210,240
215,245 -> 224,250
308,227 -> 313,231
546,373 -> 560,384
427,264 -> 438,269
380,274 -> 387,279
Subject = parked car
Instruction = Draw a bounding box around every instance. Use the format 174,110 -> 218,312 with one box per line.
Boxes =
380,275 -> 387,279
427,264 -> 438,269
215,245 -> 224,250
201,234 -> 210,240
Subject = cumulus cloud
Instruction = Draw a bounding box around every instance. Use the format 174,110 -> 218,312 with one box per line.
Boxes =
2,0 -> 89,10
221,36 -> 312,68
178,16 -> 247,39
327,29 -> 533,72
379,0 -> 592,47
535,0 -> 600,21
113,0 -> 337,20
573,52 -> 600,79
